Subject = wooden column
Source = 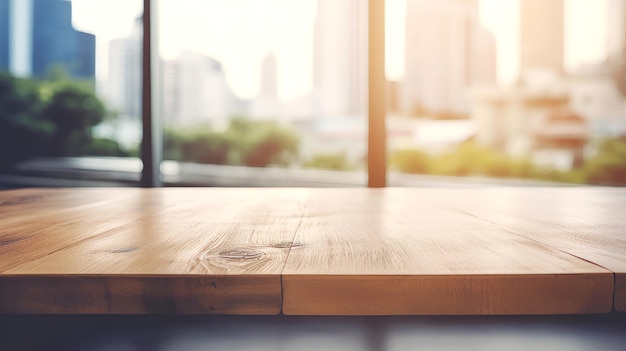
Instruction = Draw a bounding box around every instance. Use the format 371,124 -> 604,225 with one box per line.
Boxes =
368,0 -> 386,187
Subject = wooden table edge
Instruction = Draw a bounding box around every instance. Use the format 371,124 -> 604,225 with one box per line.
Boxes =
281,273 -> 614,315
0,274 -> 282,315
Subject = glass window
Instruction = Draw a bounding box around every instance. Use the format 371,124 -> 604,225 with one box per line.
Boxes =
0,0 -> 143,188
387,0 -> 626,187
3,1 -> 624,188
157,0 -> 368,186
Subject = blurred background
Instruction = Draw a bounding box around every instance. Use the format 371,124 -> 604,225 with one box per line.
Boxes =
1,0 -> 625,187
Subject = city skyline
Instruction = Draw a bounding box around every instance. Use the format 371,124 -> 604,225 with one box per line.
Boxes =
70,0 -> 612,103
400,0 -> 497,114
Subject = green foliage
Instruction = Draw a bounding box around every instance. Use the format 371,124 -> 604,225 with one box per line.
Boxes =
541,168 -> 587,184
390,142 -> 544,179
165,128 -> 230,164
84,138 -> 131,157
0,73 -> 52,169
435,142 -> 511,177
0,72 -> 126,169
505,158 -> 540,179
42,85 -> 106,156
390,142 -> 526,177
164,118 -> 300,168
389,149 -> 431,174
240,122 -> 299,167
583,138 -> 626,185
303,152 -> 353,171
43,85 -> 104,131
389,138 -> 626,186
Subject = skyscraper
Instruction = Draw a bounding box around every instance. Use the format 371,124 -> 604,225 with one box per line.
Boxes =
252,52 -> 282,118
401,0 -> 495,114
259,52 -> 278,98
0,0 -> 9,70
0,0 -> 95,78
313,0 -> 366,118
519,0 -> 564,78
607,0 -> 626,96
162,51 -> 239,124
107,16 -> 141,118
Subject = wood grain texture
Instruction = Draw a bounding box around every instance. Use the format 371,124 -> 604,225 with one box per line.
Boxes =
1,187 -> 624,315
0,188 -> 139,224
0,188 -> 145,272
283,275 -> 611,315
0,188 -> 309,314
0,275 -> 280,314
282,188 -> 614,315
442,188 -> 626,312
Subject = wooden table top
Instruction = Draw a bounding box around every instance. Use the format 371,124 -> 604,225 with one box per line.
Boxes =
0,187 -> 624,315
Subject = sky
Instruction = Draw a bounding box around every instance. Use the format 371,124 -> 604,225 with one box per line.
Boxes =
71,0 -> 611,101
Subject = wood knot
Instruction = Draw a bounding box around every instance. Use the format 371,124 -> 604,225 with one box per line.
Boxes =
272,241 -> 305,249
108,246 -> 139,253
218,248 -> 262,260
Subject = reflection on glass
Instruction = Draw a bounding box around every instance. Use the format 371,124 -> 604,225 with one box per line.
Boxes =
157,0 -> 367,186
387,0 -> 626,186
0,0 -> 143,186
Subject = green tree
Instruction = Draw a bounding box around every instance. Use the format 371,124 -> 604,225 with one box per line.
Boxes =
430,142 -> 509,177
163,118 -> 300,168
242,125 -> 299,167
42,85 -> 106,156
0,72 -> 132,168
303,152 -> 353,171
584,138 -> 626,185
0,73 -> 52,169
164,129 -> 232,164
389,149 -> 431,174
84,138 -> 131,157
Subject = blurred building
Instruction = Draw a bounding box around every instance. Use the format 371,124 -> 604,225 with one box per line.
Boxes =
313,0 -> 366,118
607,0 -> 626,97
470,0 -> 579,169
471,25 -> 498,86
469,0 -> 626,170
569,64 -> 626,138
0,0 -> 95,78
107,16 -> 141,119
92,15 -> 142,149
251,52 -> 282,119
607,0 -> 626,58
161,51 -> 241,125
0,0 -> 9,69
401,0 -> 496,115
471,85 -> 587,170
567,0 -> 626,138
519,0 -> 564,83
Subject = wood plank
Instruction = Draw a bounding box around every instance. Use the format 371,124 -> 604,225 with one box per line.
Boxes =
0,188 -> 142,238
0,188 -> 166,272
0,275 -> 278,314
0,188 -> 309,314
2,187 -> 622,315
446,188 -> 626,312
0,188 -> 137,220
282,189 -> 614,315
283,275 -> 610,315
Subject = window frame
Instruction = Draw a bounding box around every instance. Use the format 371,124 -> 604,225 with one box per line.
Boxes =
139,0 -> 386,188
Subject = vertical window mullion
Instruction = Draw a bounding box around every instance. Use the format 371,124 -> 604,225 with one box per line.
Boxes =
140,0 -> 161,187
368,0 -> 386,187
